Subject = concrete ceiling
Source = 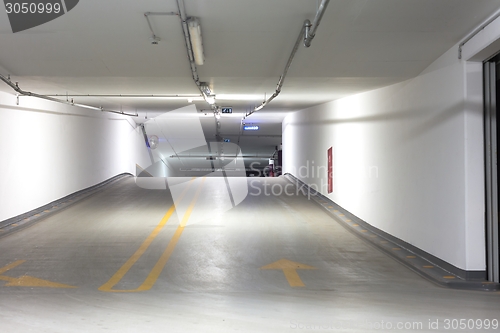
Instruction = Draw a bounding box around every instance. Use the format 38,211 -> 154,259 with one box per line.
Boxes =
1,0 -> 500,156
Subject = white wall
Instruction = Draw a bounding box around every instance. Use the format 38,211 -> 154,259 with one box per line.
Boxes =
283,44 -> 485,271
0,90 -> 147,222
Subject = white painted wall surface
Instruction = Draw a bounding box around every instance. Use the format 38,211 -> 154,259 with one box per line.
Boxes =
283,45 -> 486,271
0,90 -> 146,222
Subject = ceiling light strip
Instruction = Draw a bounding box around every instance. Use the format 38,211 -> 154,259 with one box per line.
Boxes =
176,0 -> 200,87
0,74 -> 138,117
175,1 -> 218,108
176,0 -> 223,143
188,18 -> 204,66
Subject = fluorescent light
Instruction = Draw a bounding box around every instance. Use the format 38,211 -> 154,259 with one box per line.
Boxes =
243,125 -> 259,131
205,95 -> 216,105
188,18 -> 204,66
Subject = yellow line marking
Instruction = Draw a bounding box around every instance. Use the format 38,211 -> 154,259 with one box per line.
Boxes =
369,235 -> 377,238
333,210 -> 339,213
423,265 -> 434,269
260,259 -> 317,287
392,248 -> 401,251
380,241 -> 388,244
407,256 -> 416,259
443,276 -> 456,279
346,219 -> 351,222
352,224 -> 359,227
135,177 -> 206,291
361,230 -> 367,232
0,260 -> 25,275
98,178 -> 196,292
99,178 -> 205,292
11,223 -> 18,226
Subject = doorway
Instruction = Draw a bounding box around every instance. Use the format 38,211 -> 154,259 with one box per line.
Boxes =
484,57 -> 500,282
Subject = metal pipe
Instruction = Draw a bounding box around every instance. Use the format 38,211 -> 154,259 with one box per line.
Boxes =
145,13 -> 157,39
144,12 -> 179,44
304,0 -> 330,47
0,74 -> 138,117
144,11 -> 178,16
244,1 -> 330,118
458,8 -> 500,59
245,22 -> 307,117
43,94 -> 202,98
170,154 -> 272,159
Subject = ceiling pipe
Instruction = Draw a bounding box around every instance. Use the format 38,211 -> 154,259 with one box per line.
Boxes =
304,0 -> 330,47
0,74 -> 138,117
144,12 -> 179,44
244,0 -> 330,119
244,23 -> 306,118
145,11 -> 178,16
43,94 -> 202,98
169,154 -> 273,159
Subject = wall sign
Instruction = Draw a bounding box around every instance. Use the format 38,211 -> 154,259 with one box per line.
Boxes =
327,147 -> 333,193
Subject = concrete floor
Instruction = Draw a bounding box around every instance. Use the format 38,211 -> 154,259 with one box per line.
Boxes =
0,176 -> 499,332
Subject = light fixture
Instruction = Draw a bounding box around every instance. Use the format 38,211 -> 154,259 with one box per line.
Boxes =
199,82 -> 216,105
199,82 -> 212,96
188,17 -> 204,66
206,95 -> 216,105
150,35 -> 161,45
243,125 -> 259,131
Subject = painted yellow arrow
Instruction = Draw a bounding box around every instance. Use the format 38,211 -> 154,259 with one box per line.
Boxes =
0,275 -> 77,288
260,259 -> 317,287
0,260 -> 76,289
